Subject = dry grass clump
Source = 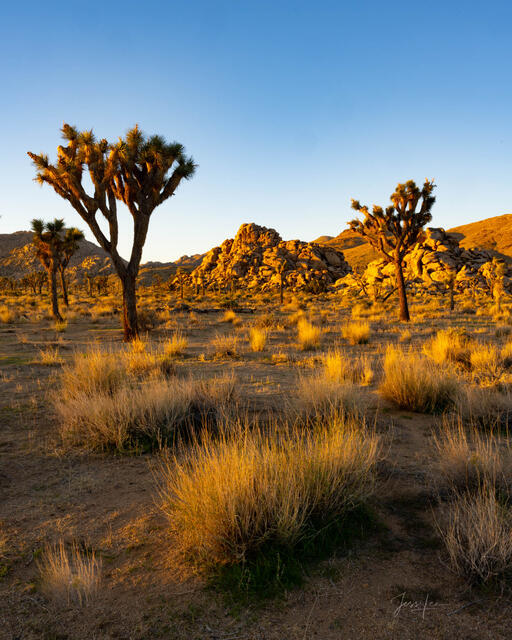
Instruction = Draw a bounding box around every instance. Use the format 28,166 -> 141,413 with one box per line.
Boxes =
159,417 -> 380,572
38,541 -> 101,605
297,319 -> 322,351
454,385 -> 512,430
56,373 -> 236,451
38,346 -> 63,366
433,420 -> 512,493
469,343 -> 507,386
211,333 -> 240,358
323,349 -> 374,386
380,345 -> 459,413
60,349 -> 125,397
341,321 -> 370,345
439,486 -> 512,586
222,310 -> 240,326
423,328 -> 470,367
163,331 -> 188,357
249,327 -> 268,352
0,305 -> 16,323
54,319 -> 68,333
296,374 -> 368,420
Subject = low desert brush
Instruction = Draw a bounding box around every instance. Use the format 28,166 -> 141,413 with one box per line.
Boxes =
159,417 -> 380,575
56,373 -> 236,451
211,333 -> 239,358
469,343 -> 507,386
380,345 -> 459,413
323,349 -> 374,386
455,385 -> 512,431
163,331 -> 188,357
222,310 -> 240,325
341,321 -> 370,345
38,346 -> 63,366
38,541 -> 101,605
249,327 -> 268,352
296,375 -> 368,420
423,328 -> 470,367
439,485 -> 512,586
432,419 -> 512,493
0,306 -> 16,324
297,319 -> 321,351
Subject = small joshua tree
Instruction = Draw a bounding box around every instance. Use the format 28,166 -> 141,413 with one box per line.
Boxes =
349,179 -> 436,321
28,124 -> 196,341
31,218 -> 65,321
59,228 -> 85,306
480,258 -> 507,312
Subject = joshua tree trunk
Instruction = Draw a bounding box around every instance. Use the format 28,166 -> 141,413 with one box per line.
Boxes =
60,269 -> 69,306
48,268 -> 63,321
121,274 -> 139,341
279,277 -> 284,305
394,261 -> 410,322
449,281 -> 455,312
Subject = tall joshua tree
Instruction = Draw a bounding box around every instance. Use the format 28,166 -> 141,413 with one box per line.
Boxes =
31,218 -> 65,321
28,124 -> 196,341
349,179 -> 436,321
59,227 -> 85,306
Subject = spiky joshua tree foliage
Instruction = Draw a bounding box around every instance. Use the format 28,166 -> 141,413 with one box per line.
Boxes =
28,124 -> 196,341
349,179 -> 436,321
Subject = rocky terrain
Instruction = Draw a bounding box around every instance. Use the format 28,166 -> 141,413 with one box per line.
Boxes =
338,226 -> 512,294
190,222 -> 351,292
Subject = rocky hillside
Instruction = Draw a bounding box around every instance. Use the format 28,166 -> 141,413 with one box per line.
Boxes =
191,223 -> 351,292
316,213 -> 512,270
0,231 -> 202,284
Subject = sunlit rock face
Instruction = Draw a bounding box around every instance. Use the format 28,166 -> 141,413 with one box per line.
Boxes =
191,223 -> 351,292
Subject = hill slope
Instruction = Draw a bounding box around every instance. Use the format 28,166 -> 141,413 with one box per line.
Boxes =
315,213 -> 512,269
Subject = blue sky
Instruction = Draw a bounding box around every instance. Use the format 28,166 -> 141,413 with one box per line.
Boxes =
1,0 -> 510,262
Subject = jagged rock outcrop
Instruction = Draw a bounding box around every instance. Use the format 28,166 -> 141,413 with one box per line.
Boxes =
191,223 -> 351,292
337,227 -> 512,292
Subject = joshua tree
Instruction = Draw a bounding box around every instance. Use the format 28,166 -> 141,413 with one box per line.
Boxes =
31,218 -> 65,321
28,124 -> 196,341
275,259 -> 288,305
58,227 -> 85,305
349,179 -> 436,321
480,258 -> 507,312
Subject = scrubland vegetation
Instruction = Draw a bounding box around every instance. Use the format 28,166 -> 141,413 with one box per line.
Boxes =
2,283 -> 512,638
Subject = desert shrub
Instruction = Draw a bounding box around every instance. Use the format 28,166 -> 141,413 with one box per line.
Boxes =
341,321 -> 370,345
222,310 -> 240,325
469,343 -> 506,386
439,486 -> 512,586
423,328 -> 470,367
38,347 -> 63,366
60,349 -> 125,397
379,345 -> 459,413
159,417 -> 380,581
249,327 -> 268,352
296,375 -> 367,419
323,349 -> 374,386
56,374 -> 236,451
454,385 -> 512,431
0,305 -> 16,323
399,329 -> 412,343
432,419 -> 512,493
163,331 -> 188,357
297,319 -> 321,351
211,333 -> 239,358
38,541 -> 101,605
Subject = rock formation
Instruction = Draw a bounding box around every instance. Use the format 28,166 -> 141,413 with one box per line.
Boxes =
191,223 -> 351,292
337,227 -> 512,293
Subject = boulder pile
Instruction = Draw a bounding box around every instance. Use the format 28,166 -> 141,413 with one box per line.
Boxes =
190,223 -> 351,292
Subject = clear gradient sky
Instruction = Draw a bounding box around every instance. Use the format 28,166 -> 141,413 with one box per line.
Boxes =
1,0 -> 511,262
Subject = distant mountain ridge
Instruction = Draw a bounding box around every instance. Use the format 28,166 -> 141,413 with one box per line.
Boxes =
2,214 -> 512,282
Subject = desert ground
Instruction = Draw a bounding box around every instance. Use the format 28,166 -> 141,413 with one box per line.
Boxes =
1,289 -> 512,639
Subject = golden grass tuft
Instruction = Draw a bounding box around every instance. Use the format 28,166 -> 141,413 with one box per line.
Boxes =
163,331 -> 188,357
159,417 -> 380,571
423,328 -> 470,366
38,346 -> 63,366
379,345 -> 460,413
248,327 -> 268,352
297,319 -> 321,351
341,320 -> 370,345
211,333 -> 240,358
439,486 -> 512,585
37,541 -> 101,605
323,349 -> 374,386
0,305 -> 16,323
